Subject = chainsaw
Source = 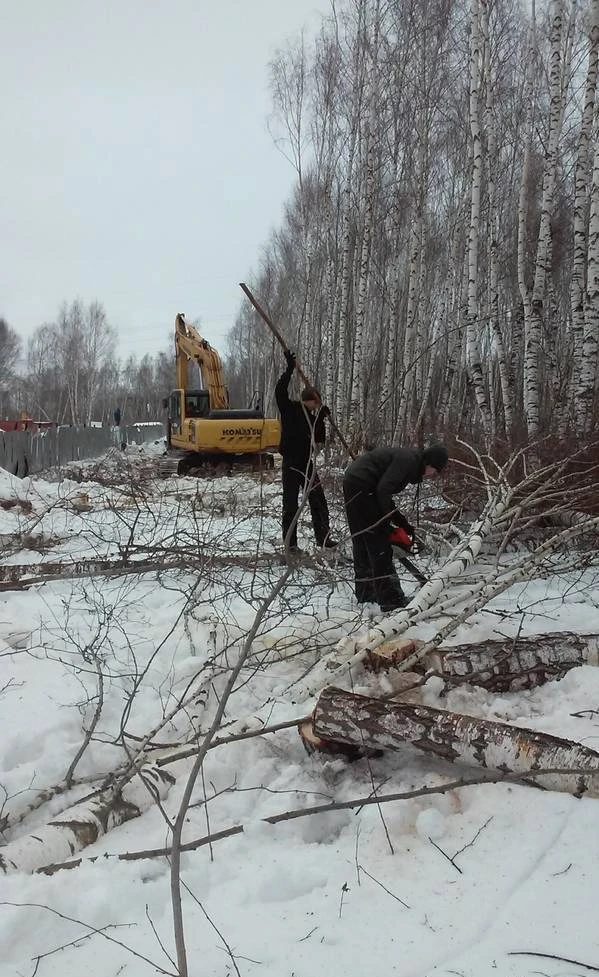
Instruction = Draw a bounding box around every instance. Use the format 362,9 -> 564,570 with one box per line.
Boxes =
389,526 -> 428,585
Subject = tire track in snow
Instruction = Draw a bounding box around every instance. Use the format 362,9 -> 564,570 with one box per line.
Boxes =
403,796 -> 576,977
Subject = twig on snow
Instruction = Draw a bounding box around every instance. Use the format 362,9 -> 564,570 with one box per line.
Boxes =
0,901 -> 175,975
508,950 -> 599,972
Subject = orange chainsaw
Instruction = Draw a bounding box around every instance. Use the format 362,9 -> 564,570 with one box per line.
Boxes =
389,526 -> 428,585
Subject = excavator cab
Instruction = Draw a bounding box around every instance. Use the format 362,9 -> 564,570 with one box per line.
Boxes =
184,391 -> 210,418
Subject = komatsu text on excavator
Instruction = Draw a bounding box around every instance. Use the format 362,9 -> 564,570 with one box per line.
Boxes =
160,314 -> 281,476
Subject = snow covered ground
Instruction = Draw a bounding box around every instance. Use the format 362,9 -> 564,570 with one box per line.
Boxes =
1,442 -> 599,977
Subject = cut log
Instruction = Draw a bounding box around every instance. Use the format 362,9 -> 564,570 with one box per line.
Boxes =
0,762 -> 174,875
298,718 -> 370,760
312,687 -> 599,797
364,637 -> 424,673
428,632 -> 599,692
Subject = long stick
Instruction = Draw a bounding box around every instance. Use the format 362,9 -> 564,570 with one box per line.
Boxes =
239,282 -> 355,459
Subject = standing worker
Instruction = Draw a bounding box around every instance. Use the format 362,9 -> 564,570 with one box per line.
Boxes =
342,444 -> 449,612
275,350 -> 337,553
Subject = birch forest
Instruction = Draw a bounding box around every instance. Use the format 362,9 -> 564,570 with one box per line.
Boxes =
227,0 -> 599,456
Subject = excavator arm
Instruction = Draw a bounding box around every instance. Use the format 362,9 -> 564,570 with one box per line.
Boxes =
175,313 -> 229,409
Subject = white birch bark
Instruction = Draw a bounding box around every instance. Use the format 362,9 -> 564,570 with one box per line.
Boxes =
412,313 -> 440,439
571,0 -> 599,432
465,0 -> 492,440
580,132 -> 599,429
348,116 -> 375,443
393,215 -> 422,443
348,0 -> 380,445
378,148 -> 406,426
313,688 -> 599,798
334,77 -> 361,425
335,171 -> 353,425
295,479 -> 513,700
437,233 -> 464,429
0,762 -> 173,875
430,632 -> 599,692
524,0 -> 565,442
481,0 -> 513,443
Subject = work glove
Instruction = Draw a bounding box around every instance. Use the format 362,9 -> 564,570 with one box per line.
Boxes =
390,514 -> 414,536
284,350 -> 296,370
389,526 -> 414,551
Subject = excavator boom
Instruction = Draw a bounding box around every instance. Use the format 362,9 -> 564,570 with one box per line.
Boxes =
174,313 -> 229,409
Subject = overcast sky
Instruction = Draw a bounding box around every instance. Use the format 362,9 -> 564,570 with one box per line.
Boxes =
2,0 -> 330,362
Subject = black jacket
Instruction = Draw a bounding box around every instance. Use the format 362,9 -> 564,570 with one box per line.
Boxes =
275,364 -> 327,465
343,447 -> 424,529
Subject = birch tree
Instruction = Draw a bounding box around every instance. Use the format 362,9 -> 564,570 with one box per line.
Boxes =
580,128 -> 599,432
464,0 -> 493,442
239,0 -> 599,451
0,318 -> 21,389
572,0 -> 599,434
522,0 -> 569,444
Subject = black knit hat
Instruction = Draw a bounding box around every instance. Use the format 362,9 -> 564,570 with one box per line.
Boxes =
422,443 -> 448,472
301,386 -> 320,402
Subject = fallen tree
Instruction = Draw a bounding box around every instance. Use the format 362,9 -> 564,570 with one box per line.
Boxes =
0,762 -> 174,875
365,632 -> 599,693
311,686 -> 599,797
429,631 -> 599,691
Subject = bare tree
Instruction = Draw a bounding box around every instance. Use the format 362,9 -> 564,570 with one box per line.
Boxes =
0,317 -> 22,399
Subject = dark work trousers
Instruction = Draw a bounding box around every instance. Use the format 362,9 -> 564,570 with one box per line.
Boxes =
343,477 -> 405,607
282,458 -> 331,548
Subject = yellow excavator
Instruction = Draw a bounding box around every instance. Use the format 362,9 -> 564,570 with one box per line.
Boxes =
160,313 -> 281,476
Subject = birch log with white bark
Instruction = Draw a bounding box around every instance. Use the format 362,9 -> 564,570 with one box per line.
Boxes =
312,687 -> 599,797
429,632 -> 599,692
0,762 -> 174,875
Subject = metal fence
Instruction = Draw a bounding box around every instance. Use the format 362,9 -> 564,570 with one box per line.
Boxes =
0,424 -> 166,477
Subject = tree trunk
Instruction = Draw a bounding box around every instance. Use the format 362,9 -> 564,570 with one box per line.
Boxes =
312,686 -> 599,797
465,0 -> 492,440
524,0 -> 566,442
0,762 -> 174,875
429,631 -> 599,692
580,134 -> 599,432
571,0 -> 599,434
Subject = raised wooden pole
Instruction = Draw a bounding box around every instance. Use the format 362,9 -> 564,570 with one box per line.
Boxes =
239,282 -> 355,459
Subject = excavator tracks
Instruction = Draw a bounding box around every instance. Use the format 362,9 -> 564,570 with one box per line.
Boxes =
158,452 -> 189,478
158,450 -> 275,478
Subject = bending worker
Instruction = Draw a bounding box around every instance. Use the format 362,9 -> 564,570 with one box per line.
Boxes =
342,443 -> 449,612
